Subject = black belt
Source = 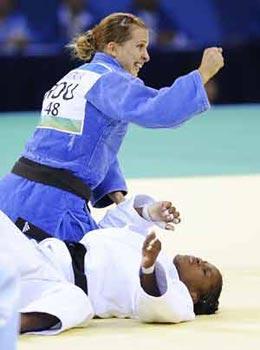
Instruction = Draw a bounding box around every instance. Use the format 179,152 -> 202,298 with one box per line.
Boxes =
16,217 -> 88,296
11,157 -> 91,202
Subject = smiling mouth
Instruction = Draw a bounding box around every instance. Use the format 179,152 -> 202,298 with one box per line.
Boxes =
134,63 -> 143,70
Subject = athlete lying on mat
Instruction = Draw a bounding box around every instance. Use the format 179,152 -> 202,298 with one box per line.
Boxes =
0,195 -> 222,335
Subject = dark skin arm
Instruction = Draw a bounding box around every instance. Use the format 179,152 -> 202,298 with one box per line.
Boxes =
140,232 -> 162,297
20,312 -> 59,334
140,272 -> 161,297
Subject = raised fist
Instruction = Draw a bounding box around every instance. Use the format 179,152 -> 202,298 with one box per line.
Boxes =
198,47 -> 224,84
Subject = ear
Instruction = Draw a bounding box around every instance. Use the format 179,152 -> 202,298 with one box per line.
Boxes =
105,42 -> 118,58
190,290 -> 199,303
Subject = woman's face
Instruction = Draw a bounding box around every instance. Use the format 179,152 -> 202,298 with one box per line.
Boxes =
174,255 -> 221,301
112,26 -> 150,77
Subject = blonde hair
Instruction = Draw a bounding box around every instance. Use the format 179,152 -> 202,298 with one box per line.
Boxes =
70,12 -> 147,61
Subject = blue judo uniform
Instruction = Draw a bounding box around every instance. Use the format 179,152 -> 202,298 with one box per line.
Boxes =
0,52 -> 210,241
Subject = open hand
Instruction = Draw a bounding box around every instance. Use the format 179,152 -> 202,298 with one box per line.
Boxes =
142,232 -> 161,268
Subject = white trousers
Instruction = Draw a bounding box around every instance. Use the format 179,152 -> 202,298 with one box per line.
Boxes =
0,211 -> 93,335
0,254 -> 20,350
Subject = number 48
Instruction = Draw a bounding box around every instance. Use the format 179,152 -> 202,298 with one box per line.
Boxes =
44,102 -> 60,116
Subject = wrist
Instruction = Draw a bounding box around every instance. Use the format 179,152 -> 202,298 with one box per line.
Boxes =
142,205 -> 152,221
141,264 -> 155,274
108,191 -> 125,204
198,67 -> 210,85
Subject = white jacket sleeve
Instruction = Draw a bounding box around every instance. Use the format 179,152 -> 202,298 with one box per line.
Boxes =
99,194 -> 157,236
136,263 -> 195,323
20,282 -> 94,335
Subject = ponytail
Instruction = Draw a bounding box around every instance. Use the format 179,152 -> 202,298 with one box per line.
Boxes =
69,29 -> 96,61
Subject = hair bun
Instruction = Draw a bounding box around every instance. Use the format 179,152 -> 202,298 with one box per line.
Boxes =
71,30 -> 96,62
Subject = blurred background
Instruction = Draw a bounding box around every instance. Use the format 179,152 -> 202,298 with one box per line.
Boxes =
0,0 -> 259,111
0,0 -> 259,179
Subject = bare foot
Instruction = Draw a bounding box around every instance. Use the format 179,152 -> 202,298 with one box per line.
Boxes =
142,232 -> 161,268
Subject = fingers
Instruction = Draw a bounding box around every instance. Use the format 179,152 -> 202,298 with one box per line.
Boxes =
199,47 -> 224,83
215,47 -> 224,66
204,47 -> 223,54
162,203 -> 181,224
142,232 -> 162,268
205,47 -> 224,65
165,223 -> 175,231
146,237 -> 158,251
161,201 -> 172,210
143,232 -> 161,251
168,206 -> 181,221
161,202 -> 175,221
143,231 -> 156,248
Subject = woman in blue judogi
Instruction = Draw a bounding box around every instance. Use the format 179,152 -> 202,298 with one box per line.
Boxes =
0,13 -> 224,241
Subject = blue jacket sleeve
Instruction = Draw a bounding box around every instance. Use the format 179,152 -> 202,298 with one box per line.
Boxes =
91,158 -> 128,208
87,70 -> 210,128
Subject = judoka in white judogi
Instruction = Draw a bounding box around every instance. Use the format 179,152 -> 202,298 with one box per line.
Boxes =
0,195 -> 221,335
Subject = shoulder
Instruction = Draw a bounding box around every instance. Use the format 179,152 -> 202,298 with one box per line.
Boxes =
78,61 -> 143,83
92,68 -> 144,89
78,62 -> 114,76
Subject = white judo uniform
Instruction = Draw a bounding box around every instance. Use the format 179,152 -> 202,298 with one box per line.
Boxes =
0,195 -> 195,335
0,254 -> 20,349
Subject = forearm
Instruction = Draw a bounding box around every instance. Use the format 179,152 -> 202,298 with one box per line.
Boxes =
198,67 -> 209,85
140,233 -> 162,297
140,270 -> 161,297
20,312 -> 59,334
108,191 -> 125,204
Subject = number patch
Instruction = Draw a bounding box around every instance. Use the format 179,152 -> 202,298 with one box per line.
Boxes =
39,69 -> 101,135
